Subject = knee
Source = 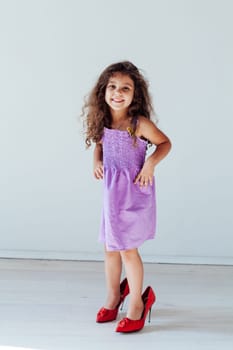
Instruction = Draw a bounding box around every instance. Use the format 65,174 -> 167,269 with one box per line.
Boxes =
120,249 -> 139,262
105,250 -> 121,260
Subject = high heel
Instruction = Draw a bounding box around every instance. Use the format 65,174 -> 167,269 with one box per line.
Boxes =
96,278 -> 129,323
115,286 -> 156,333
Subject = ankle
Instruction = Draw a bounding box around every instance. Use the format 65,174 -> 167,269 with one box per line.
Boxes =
127,299 -> 144,320
105,292 -> 121,309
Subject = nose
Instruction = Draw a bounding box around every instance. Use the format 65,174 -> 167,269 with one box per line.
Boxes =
114,88 -> 122,96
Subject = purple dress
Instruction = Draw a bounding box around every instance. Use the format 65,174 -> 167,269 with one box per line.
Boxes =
99,127 -> 156,251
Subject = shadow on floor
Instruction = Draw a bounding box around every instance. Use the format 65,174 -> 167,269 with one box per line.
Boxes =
148,307 -> 233,335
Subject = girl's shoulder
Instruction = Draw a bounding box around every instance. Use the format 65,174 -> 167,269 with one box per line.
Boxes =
136,116 -> 156,135
136,116 -> 171,146
137,115 -> 150,125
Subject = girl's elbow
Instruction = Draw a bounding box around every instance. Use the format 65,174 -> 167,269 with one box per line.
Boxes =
167,139 -> 172,150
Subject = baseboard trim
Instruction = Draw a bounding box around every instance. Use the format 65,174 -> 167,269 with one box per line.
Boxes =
0,250 -> 232,265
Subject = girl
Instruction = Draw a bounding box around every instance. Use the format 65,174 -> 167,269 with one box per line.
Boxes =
82,61 -> 171,333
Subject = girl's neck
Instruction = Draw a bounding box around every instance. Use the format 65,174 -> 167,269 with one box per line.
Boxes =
110,110 -> 131,130
111,109 -> 128,122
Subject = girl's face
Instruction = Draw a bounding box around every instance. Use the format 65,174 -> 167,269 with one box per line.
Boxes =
105,73 -> 134,112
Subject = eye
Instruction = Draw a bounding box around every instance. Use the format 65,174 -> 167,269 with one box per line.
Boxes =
123,87 -> 130,91
107,84 -> 115,90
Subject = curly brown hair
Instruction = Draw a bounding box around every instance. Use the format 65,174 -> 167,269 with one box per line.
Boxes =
82,61 -> 155,147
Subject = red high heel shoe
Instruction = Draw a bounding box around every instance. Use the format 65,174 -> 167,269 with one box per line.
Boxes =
115,286 -> 156,333
96,278 -> 129,323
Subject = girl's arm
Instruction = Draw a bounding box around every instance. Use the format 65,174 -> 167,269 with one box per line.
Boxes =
135,117 -> 172,187
93,143 -> 103,179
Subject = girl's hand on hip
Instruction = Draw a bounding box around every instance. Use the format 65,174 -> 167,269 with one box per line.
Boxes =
134,160 -> 154,187
94,161 -> 103,179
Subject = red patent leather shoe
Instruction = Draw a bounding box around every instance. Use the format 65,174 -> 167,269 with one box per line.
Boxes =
96,278 -> 129,323
115,286 -> 156,333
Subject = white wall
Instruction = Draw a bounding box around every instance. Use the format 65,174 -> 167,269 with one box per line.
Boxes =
0,0 -> 232,264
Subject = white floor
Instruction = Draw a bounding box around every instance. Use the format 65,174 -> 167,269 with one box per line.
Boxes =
0,259 -> 232,350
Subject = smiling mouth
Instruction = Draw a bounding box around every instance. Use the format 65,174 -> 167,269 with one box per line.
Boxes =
112,99 -> 124,103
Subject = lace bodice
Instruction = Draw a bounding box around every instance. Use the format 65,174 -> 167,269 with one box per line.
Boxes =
102,127 -> 147,170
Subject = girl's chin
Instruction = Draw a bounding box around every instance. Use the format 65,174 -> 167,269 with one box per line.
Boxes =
109,102 -> 129,110
110,106 -> 127,112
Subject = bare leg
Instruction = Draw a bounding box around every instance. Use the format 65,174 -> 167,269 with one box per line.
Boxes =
104,247 -> 123,309
120,248 -> 144,320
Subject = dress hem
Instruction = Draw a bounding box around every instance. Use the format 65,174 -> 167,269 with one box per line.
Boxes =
98,235 -> 155,252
